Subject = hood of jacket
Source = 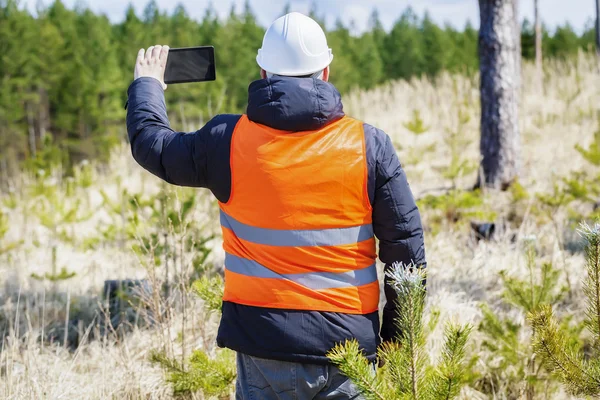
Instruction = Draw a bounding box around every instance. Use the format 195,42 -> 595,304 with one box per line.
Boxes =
246,76 -> 345,132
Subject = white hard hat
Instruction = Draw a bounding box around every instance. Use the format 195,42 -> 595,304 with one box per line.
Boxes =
257,12 -> 333,76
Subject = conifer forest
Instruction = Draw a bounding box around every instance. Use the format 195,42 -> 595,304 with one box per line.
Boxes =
2,0 -> 600,399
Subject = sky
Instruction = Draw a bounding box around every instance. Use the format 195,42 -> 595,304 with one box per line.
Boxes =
25,0 -> 597,34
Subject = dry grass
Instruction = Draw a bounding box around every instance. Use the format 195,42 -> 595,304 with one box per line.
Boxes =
1,53 -> 599,399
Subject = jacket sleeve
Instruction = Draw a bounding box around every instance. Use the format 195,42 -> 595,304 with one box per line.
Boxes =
126,77 -> 240,201
371,132 -> 427,343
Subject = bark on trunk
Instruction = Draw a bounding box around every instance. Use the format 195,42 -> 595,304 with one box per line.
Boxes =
534,0 -> 542,79
26,102 -> 36,159
596,0 -> 600,57
38,88 -> 48,145
477,0 -> 521,189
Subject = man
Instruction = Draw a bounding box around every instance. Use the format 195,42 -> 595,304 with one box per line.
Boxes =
127,12 -> 426,400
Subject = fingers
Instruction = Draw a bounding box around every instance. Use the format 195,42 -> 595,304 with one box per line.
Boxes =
135,45 -> 169,85
145,46 -> 155,63
136,48 -> 145,64
151,45 -> 162,61
159,46 -> 169,65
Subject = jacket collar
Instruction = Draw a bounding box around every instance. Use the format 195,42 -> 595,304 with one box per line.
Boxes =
246,76 -> 345,132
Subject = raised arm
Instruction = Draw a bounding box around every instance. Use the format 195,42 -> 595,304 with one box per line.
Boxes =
370,130 -> 427,343
126,76 -> 205,186
125,45 -> 240,199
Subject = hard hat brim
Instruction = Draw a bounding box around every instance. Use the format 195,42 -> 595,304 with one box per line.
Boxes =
256,50 -> 333,77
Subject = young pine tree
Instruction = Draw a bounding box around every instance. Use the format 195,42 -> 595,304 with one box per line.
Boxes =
529,222 -> 600,396
150,275 -> 236,398
476,240 -> 569,398
327,264 -> 472,400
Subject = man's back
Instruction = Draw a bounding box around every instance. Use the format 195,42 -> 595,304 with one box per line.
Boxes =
126,12 -> 425,399
127,75 -> 425,363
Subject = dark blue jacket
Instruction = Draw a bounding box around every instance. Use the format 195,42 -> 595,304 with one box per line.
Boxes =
126,76 -> 426,364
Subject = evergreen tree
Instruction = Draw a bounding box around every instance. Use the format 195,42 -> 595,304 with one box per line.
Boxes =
476,241 -> 569,398
530,223 -> 600,396
384,8 -> 425,80
420,13 -> 451,78
150,275 -> 236,397
327,265 -> 472,400
0,0 -> 595,174
547,23 -> 581,59
328,19 -> 361,93
596,0 -> 600,57
581,19 -> 597,51
521,18 -> 536,60
368,8 -> 386,56
355,31 -> 384,89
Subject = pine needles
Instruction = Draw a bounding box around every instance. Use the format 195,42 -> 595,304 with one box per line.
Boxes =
529,222 -> 600,396
149,348 -> 236,397
475,239 -> 568,397
327,264 -> 472,400
151,274 -> 236,398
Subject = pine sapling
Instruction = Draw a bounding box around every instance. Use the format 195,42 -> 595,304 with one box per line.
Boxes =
476,240 -> 568,398
0,209 -> 22,256
151,274 -> 236,398
404,110 -> 430,135
564,114 -> 600,220
327,264 -> 472,400
529,222 -> 600,396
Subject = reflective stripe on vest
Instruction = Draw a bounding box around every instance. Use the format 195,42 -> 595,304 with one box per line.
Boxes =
219,115 -> 379,314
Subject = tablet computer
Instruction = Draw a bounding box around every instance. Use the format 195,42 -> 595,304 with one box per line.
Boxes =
164,46 -> 216,84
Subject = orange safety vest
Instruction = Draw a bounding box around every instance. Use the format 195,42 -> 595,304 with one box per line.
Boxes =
219,115 -> 379,314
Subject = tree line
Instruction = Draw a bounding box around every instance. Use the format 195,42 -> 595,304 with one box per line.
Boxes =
0,0 -> 596,176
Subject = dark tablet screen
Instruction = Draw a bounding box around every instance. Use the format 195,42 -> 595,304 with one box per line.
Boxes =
164,46 -> 216,84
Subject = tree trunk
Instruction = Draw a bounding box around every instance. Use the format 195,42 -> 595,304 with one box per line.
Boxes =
534,0 -> 542,80
38,88 -> 48,146
477,0 -> 521,189
596,0 -> 600,58
26,102 -> 36,159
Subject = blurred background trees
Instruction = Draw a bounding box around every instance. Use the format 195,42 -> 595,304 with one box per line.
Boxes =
0,0 -> 598,178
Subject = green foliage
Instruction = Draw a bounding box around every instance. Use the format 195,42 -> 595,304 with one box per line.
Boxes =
328,265 -> 472,400
328,340 -> 385,400
575,120 -> 600,167
0,1 -> 595,173
557,114 -> 600,224
401,109 -> 435,165
27,172 -> 92,281
120,185 -> 215,272
0,209 -> 9,240
0,209 -> 22,255
563,171 -> 598,203
152,266 -> 234,398
501,243 -> 568,311
31,266 -> 76,282
509,180 -> 530,205
404,110 -> 430,135
530,305 -> 600,396
429,323 -> 473,400
418,190 -> 496,233
435,100 -> 477,188
535,184 -> 574,214
22,136 -> 66,174
476,241 -> 568,397
530,222 -> 600,396
192,275 -> 223,314
150,348 -> 236,398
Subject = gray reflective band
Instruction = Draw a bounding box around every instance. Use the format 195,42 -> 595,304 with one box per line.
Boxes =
220,210 -> 373,247
225,253 -> 377,290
